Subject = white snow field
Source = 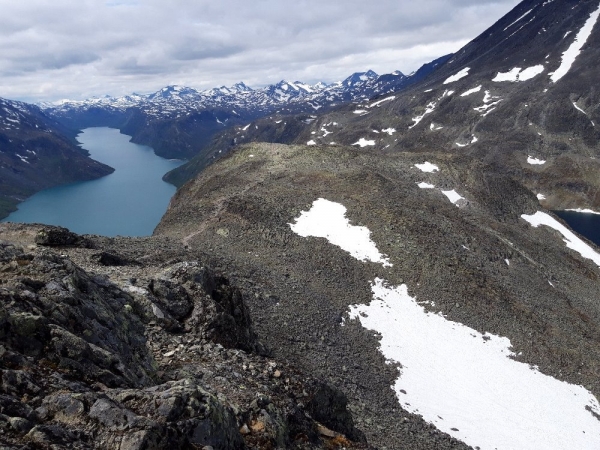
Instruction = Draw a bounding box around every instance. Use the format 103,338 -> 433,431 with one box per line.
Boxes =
417,182 -> 435,189
492,65 -> 544,82
289,198 -> 391,267
550,3 -> 600,82
522,211 -> 600,267
352,138 -> 375,147
443,67 -> 470,84
441,189 -> 464,205
291,199 -> 600,449
460,85 -> 482,96
566,208 -> 600,215
409,102 -> 436,129
349,278 -> 600,450
527,156 -> 546,165
368,96 -> 395,108
414,162 -> 439,173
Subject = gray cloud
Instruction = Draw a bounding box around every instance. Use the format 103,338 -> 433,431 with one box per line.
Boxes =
0,0 -> 520,102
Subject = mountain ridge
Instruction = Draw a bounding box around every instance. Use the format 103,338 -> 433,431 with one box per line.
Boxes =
39,58 -> 451,160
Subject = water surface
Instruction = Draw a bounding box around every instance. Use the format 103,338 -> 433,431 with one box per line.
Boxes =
554,210 -> 600,247
3,127 -> 183,236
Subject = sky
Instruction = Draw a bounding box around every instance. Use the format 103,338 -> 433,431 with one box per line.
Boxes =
0,0 -> 521,103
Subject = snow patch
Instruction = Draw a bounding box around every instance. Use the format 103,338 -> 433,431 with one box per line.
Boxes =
289,199 -> 391,267
573,102 -> 588,115
460,85 -> 482,97
354,109 -> 367,114
503,8 -> 534,31
527,156 -> 546,165
369,96 -> 396,108
306,140 -> 316,146
565,208 -> 600,215
550,4 -> 600,83
537,193 -> 546,200
443,67 -> 470,84
409,102 -> 436,129
382,128 -> 396,135
522,211 -> 600,267
415,162 -> 439,173
441,189 -> 464,205
352,138 -> 375,147
417,182 -> 435,189
348,278 -> 600,450
493,65 -> 544,82
474,90 -> 502,115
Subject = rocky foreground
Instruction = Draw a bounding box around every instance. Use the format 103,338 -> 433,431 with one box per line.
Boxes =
0,224 -> 370,449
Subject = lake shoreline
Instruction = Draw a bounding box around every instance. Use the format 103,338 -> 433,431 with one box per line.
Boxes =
2,127 -> 184,237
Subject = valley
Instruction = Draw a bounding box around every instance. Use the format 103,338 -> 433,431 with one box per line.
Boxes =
2,127 -> 183,237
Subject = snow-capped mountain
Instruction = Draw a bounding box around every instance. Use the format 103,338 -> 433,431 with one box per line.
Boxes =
39,62 -> 447,159
186,0 -> 600,214
41,69 -> 412,121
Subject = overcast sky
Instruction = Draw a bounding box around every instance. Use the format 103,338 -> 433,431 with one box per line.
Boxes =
0,0 -> 521,103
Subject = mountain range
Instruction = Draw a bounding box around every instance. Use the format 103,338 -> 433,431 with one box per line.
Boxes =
2,0 -> 600,449
38,56 -> 450,160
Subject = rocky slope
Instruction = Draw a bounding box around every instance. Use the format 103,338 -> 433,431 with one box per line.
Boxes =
156,141 -> 600,449
0,223 -> 371,449
167,0 -> 600,213
0,98 -> 114,220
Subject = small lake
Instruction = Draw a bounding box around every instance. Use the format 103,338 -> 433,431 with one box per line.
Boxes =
2,127 -> 184,237
554,210 -> 600,247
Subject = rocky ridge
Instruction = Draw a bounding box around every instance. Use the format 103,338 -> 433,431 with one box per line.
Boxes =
0,223 -> 370,449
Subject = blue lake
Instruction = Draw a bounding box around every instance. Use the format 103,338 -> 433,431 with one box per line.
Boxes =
2,127 -> 184,237
554,210 -> 600,247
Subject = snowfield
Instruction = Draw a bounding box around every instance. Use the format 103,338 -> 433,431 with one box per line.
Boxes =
414,162 -> 439,173
550,3 -> 600,82
527,156 -> 546,165
493,65 -> 544,82
460,85 -> 482,96
441,189 -> 464,205
289,198 -> 391,266
368,96 -> 395,108
352,138 -> 375,147
291,199 -> 600,450
522,211 -> 600,267
443,67 -> 470,84
349,279 -> 600,450
566,208 -> 600,215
